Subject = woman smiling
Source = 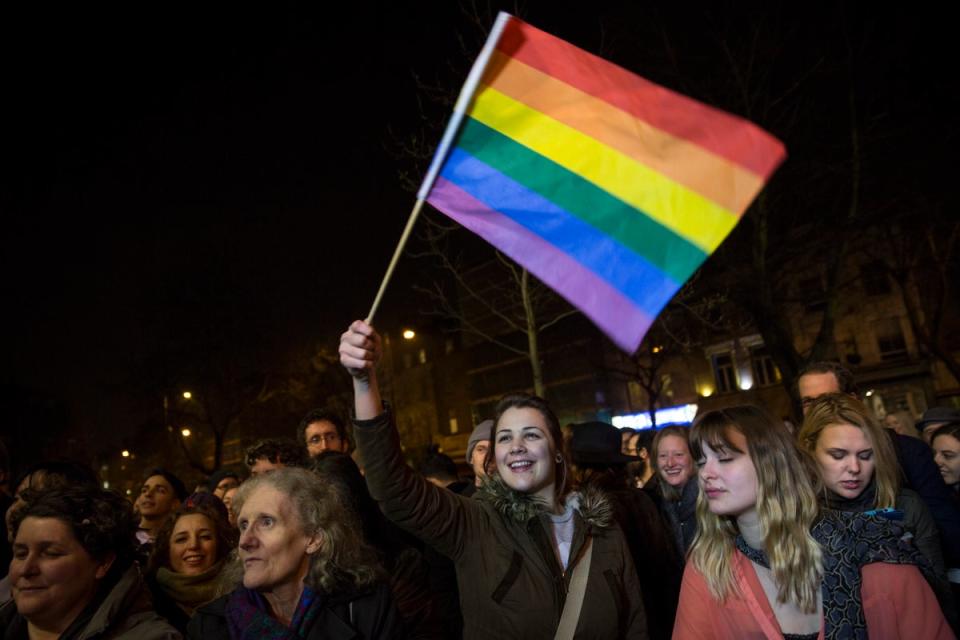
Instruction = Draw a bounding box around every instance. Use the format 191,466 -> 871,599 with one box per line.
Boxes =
0,486 -> 180,639
146,493 -> 237,633
339,320 -> 647,639
649,426 -> 699,558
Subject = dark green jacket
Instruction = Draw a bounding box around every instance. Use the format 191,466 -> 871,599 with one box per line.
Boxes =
355,412 -> 648,639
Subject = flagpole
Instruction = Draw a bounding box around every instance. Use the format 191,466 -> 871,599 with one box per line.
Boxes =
365,197 -> 426,323
365,11 -> 513,325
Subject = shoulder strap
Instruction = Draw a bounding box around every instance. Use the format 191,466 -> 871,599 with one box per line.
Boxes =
554,535 -> 593,640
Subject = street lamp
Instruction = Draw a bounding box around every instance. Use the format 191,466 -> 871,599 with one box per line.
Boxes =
402,329 -> 416,340
182,391 -> 192,399
121,450 -> 130,458
181,428 -> 192,437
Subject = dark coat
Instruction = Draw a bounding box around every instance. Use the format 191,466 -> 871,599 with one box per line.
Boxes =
589,477 -> 682,640
647,479 -> 698,561
0,564 -> 180,640
186,582 -> 402,640
889,430 -> 960,566
354,411 -> 649,640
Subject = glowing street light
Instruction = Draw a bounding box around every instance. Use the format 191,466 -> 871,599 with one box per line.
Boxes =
181,428 -> 192,437
182,391 -> 192,399
402,329 -> 416,340
121,450 -> 130,458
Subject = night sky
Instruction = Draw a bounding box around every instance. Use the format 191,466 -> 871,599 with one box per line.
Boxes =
2,3 -> 956,465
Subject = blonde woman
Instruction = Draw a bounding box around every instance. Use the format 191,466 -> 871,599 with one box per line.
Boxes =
649,426 -> 698,557
798,393 -> 947,580
673,405 -> 952,639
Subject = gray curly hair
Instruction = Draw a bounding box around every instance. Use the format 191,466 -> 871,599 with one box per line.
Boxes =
232,467 -> 382,593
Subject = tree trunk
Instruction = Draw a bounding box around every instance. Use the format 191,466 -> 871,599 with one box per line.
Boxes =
896,271 -> 960,385
213,429 -> 224,472
521,269 -> 546,398
647,393 -> 658,429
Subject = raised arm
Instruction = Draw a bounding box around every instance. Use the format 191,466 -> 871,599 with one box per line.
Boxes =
338,319 -> 385,420
339,320 -> 485,560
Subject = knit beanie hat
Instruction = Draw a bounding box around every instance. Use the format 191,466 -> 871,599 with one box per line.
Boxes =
466,419 -> 494,464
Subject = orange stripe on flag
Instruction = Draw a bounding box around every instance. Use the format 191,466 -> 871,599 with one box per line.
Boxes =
496,18 -> 785,180
483,51 -> 764,215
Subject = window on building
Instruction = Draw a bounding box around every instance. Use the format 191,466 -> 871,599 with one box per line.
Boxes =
418,348 -> 427,364
876,318 -> 907,361
660,373 -> 674,400
712,353 -> 737,394
447,408 -> 459,435
861,261 -> 892,296
750,347 -> 781,387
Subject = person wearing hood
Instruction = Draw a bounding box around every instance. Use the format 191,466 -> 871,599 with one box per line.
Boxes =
339,320 -> 648,639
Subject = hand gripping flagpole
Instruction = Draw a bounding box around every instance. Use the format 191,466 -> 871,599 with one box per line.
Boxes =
365,12 -> 513,325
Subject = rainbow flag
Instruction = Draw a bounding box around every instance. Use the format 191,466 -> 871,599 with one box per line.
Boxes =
419,13 -> 785,353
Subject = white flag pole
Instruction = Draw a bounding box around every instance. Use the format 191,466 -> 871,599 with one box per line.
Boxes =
365,12 -> 512,324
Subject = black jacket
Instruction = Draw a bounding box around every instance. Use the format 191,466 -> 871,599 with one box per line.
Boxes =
605,483 -> 683,640
889,430 -> 960,566
186,583 -> 402,640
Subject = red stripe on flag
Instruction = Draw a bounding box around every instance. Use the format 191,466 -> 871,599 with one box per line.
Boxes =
495,18 -> 785,180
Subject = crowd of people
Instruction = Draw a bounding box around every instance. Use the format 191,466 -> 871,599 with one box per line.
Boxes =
0,319 -> 957,639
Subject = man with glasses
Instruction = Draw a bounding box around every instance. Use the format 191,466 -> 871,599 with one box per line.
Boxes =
298,408 -> 351,457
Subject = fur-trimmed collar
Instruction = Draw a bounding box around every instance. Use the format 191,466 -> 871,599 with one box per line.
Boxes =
476,477 -> 613,529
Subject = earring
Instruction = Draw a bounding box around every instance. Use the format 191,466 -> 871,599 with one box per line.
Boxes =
555,453 -> 563,463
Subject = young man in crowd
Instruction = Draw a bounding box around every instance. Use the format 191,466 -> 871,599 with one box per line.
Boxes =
207,468 -> 240,497
134,468 -> 187,545
464,419 -> 492,497
244,437 -> 307,475
297,408 -> 351,457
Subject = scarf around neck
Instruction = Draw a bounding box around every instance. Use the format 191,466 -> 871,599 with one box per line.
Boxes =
155,558 -> 227,614
734,510 -> 930,640
225,585 -> 319,640
822,477 -> 878,512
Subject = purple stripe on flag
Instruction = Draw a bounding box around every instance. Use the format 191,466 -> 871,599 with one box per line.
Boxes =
428,176 -> 655,352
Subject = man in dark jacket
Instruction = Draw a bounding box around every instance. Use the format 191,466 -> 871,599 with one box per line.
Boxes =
569,421 -> 683,640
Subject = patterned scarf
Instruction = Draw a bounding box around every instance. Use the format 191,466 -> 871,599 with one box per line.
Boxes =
225,585 -> 320,640
735,510 -> 930,640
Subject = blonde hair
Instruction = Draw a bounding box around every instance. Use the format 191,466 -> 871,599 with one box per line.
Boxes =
652,425 -> 692,501
798,393 -> 899,509
689,406 -> 823,613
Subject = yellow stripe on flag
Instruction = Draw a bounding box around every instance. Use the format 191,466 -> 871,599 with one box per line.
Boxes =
469,86 -> 740,253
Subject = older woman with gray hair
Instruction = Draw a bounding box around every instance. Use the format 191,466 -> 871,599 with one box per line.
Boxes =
187,467 -> 401,639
